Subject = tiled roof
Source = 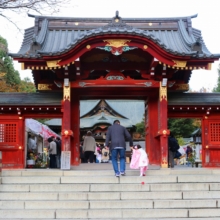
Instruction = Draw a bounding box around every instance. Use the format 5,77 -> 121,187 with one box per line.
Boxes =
9,13 -> 220,59
44,114 -> 135,128
168,92 -> 220,106
80,114 -> 134,128
1,92 -> 220,107
0,92 -> 62,105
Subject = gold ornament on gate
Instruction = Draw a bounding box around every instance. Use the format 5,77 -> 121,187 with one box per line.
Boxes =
103,39 -> 131,48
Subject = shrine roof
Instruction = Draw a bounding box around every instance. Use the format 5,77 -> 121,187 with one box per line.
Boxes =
44,114 -> 135,129
168,92 -> 220,106
1,93 -> 220,107
80,114 -> 135,129
0,92 -> 62,106
9,13 -> 220,59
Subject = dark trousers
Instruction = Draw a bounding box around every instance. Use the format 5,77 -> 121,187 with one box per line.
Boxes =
84,151 -> 94,163
168,150 -> 175,168
56,155 -> 61,168
49,154 -> 57,168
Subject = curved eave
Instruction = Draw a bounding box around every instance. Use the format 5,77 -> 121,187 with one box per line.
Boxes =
38,29 -> 198,57
35,32 -> 220,64
10,13 -> 220,64
28,13 -> 198,22
80,115 -> 134,128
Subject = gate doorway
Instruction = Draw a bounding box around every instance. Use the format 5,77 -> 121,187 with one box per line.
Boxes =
79,99 -> 145,164
168,118 -> 202,168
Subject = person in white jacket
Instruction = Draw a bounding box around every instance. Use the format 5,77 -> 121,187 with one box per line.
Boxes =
130,145 -> 149,176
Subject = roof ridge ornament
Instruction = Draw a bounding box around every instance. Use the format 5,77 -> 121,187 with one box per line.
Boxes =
103,11 -> 132,29
191,37 -> 203,54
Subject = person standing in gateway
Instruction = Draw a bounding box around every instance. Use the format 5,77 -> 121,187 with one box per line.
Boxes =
83,131 -> 96,163
105,120 -> 133,177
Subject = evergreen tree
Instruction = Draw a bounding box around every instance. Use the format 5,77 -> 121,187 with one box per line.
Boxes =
0,35 -> 21,85
168,118 -> 198,138
19,77 -> 36,93
135,115 -> 145,136
0,35 -> 36,92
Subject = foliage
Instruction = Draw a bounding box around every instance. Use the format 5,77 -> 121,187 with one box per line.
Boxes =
176,137 -> 185,146
213,65 -> 220,92
187,146 -> 196,165
35,118 -> 50,124
0,35 -> 36,92
0,35 -> 21,85
192,118 -> 201,128
135,116 -> 145,136
27,152 -> 47,168
19,77 -> 36,93
168,118 -> 198,138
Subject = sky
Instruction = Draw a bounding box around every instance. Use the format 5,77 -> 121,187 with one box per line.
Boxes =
1,0 -> 220,91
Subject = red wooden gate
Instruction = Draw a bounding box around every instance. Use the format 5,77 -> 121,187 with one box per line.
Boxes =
0,117 -> 24,169
202,116 -> 220,167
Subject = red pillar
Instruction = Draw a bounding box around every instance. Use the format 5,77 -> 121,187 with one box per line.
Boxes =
158,82 -> 169,168
61,85 -> 72,151
145,95 -> 160,165
18,116 -> 25,168
71,95 -> 80,165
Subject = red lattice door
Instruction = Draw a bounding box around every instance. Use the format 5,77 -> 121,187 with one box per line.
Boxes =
0,122 -> 24,168
202,118 -> 220,167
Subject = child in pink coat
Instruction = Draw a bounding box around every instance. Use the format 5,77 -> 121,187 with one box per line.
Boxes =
130,145 -> 149,176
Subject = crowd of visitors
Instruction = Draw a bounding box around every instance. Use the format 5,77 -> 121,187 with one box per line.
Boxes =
80,138 -> 110,164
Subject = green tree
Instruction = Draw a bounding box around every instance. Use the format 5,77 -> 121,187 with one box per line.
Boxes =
0,35 -> 21,85
0,35 -> 36,93
213,65 -> 220,92
19,77 -> 36,93
135,115 -> 145,136
168,118 -> 198,138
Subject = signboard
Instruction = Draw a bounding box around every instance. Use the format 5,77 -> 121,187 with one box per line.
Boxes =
61,151 -> 71,170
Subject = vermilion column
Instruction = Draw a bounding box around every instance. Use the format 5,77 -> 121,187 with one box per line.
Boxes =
71,96 -> 80,165
158,82 -> 169,168
146,96 -> 161,165
62,84 -> 72,152
18,116 -> 24,168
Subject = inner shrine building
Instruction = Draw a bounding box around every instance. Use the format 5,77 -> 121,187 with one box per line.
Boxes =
1,12 -> 220,169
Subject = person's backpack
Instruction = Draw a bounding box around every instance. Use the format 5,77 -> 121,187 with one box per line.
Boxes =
169,137 -> 180,152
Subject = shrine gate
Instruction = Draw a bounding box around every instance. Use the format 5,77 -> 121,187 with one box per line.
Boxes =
0,12 -> 220,168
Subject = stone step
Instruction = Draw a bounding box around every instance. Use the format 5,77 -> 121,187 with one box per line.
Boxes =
1,169 -> 220,219
2,174 -> 220,185
1,208 -> 220,219
1,191 -> 220,201
2,168 -> 220,177
1,182 -> 214,192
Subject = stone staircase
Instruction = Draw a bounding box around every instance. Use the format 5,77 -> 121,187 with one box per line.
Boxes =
1,167 -> 220,219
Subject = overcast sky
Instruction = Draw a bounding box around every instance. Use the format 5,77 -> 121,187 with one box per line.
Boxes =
1,0 -> 220,91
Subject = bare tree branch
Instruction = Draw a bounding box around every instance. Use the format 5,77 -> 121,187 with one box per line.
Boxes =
0,0 -> 72,30
0,13 -> 22,32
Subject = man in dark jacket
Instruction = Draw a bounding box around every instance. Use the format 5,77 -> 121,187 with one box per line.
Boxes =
105,120 -> 133,177
168,132 -> 179,168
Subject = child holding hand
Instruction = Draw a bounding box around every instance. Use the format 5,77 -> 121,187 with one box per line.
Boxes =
130,145 -> 149,176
